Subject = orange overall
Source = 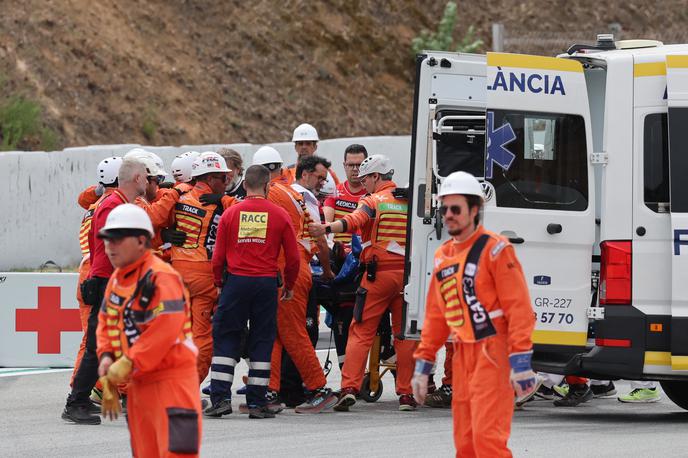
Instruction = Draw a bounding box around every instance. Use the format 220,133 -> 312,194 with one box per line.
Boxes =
339,180 -> 416,395
71,189 -> 115,385
78,185 -> 99,210
96,251 -> 201,457
267,180 -> 327,392
169,181 -> 235,383
414,226 -> 535,458
442,343 -> 454,386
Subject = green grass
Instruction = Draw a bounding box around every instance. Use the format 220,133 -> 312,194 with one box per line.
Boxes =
0,94 -> 60,151
141,107 -> 158,141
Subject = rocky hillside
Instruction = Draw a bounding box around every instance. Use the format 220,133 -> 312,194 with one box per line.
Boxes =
1,0 -> 687,150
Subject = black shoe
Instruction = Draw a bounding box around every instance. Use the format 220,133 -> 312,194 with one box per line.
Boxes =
86,401 -> 101,414
553,384 -> 593,407
249,405 -> 276,419
333,388 -> 357,412
425,384 -> 452,408
590,381 -> 617,398
62,404 -> 101,425
239,402 -> 283,415
203,399 -> 233,417
266,390 -> 286,411
534,385 -> 556,400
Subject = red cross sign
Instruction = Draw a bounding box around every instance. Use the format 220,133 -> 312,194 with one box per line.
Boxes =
15,286 -> 82,354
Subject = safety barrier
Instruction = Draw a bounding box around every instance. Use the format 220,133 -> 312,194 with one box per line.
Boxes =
0,273 -> 81,367
0,136 -> 411,270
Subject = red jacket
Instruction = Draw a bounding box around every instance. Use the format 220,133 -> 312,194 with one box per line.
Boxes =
211,196 -> 300,289
323,181 -> 366,243
88,189 -> 129,279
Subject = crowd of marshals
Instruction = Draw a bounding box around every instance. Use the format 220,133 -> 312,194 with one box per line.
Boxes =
60,121 -> 548,457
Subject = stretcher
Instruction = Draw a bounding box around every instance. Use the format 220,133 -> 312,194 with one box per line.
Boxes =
359,311 -> 396,402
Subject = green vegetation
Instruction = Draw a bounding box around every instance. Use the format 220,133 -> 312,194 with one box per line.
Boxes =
141,107 -> 158,141
0,95 -> 58,151
411,1 -> 484,55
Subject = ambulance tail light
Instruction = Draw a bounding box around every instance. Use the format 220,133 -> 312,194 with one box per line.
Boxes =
599,240 -> 632,305
595,338 -> 631,348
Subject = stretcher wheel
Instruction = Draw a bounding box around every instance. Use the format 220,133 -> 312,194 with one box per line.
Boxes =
360,373 -> 383,403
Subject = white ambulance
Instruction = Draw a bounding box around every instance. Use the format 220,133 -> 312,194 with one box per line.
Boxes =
402,35 -> 688,410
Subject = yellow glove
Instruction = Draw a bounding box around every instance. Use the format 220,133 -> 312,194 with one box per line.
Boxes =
99,376 -> 121,420
107,355 -> 133,384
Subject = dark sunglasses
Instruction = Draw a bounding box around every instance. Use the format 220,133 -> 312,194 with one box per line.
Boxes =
147,175 -> 164,184
439,205 -> 462,216
210,174 -> 228,183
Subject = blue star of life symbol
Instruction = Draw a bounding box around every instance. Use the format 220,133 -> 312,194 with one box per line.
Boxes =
485,111 -> 517,179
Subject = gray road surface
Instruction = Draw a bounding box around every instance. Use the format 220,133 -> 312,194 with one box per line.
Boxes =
2,350 -> 687,457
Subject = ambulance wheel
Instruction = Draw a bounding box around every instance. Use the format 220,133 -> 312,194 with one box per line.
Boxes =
660,381 -> 688,410
360,374 -> 383,403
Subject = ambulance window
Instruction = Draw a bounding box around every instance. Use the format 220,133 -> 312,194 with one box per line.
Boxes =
643,113 -> 669,213
435,110 -> 485,178
487,110 -> 588,211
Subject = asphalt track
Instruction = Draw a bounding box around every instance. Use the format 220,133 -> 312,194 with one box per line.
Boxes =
2,348 -> 688,457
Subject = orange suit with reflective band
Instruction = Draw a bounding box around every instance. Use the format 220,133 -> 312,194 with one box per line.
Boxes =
135,188 -> 185,257
168,181 -> 235,383
414,226 -> 535,458
78,185 -> 99,210
96,251 -> 201,457
266,179 -> 327,392
71,189 -> 115,386
339,180 -> 416,395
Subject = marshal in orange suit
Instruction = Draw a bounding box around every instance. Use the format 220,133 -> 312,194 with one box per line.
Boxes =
413,172 -> 538,458
96,203 -> 201,457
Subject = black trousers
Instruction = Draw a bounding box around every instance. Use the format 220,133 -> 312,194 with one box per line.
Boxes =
210,274 -> 278,407
67,276 -> 108,407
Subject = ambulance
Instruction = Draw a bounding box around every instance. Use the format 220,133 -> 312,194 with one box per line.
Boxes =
402,35 -> 688,410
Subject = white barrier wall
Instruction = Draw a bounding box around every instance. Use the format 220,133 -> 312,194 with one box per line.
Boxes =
0,136 -> 411,270
0,273 -> 81,367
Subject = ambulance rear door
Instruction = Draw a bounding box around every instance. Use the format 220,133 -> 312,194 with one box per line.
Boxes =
665,54 -> 688,371
403,51 -> 487,339
483,53 -> 596,355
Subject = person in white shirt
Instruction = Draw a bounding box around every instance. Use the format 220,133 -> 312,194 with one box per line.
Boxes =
292,155 -> 331,224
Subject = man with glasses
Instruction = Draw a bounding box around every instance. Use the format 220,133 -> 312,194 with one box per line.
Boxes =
293,155 -> 331,226
167,152 -> 237,385
412,171 -> 538,456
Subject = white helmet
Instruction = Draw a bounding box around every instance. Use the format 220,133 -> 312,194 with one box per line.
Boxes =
97,156 -> 123,185
319,172 -> 336,198
438,171 -> 484,200
171,151 -> 200,183
98,203 -> 154,238
125,150 -> 165,177
124,148 -> 167,176
191,152 -> 231,178
292,123 -> 319,142
123,147 -> 146,158
147,151 -> 168,176
252,146 -> 283,166
357,154 -> 393,178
